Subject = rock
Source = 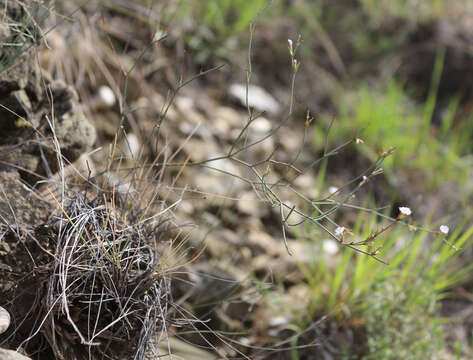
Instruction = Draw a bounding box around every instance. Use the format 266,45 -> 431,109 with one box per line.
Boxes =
237,190 -> 268,217
41,80 -> 97,165
178,120 -> 197,135
0,348 -> 31,360
105,171 -> 136,196
98,85 -> 116,107
1,5 -> 96,182
90,111 -> 120,139
200,228 -> 241,258
174,96 -> 194,114
247,231 -> 282,257
122,133 -> 141,159
0,90 -> 33,132
207,154 -> 241,174
0,76 -> 95,184
293,173 -> 320,199
213,106 -> 243,129
229,83 -> 281,115
194,165 -> 245,196
0,0 -> 42,98
0,306 -> 10,334
183,139 -> 219,162
0,172 -> 53,299
211,106 -> 250,140
174,96 -> 206,125
0,21 -> 10,39
0,171 -> 52,226
323,239 -> 339,255
249,117 -> 272,133
0,79 -> 96,183
279,128 -> 304,154
155,337 -> 218,360
280,200 -> 306,226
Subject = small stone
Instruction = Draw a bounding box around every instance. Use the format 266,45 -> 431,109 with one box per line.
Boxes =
178,121 -> 191,135
294,173 -> 319,199
249,117 -> 272,133
106,172 -> 135,195
0,348 -> 32,360
323,239 -> 339,255
0,306 -> 10,334
213,106 -> 243,128
229,83 -> 281,115
248,231 -> 282,256
268,316 -> 288,327
237,191 -> 265,216
98,85 -> 116,106
122,133 -> 140,159
206,154 -> 241,175
328,186 -> 338,194
174,96 -> 194,113
184,139 -> 219,162
281,200 -> 305,225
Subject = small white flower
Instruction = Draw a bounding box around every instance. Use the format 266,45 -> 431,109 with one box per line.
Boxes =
288,39 -> 293,48
328,186 -> 338,194
362,175 -> 368,182
399,207 -> 412,216
335,226 -> 345,236
439,225 -> 449,235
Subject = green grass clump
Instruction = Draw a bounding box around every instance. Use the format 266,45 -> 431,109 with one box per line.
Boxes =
181,0 -> 269,38
363,280 -> 445,360
276,214 -> 473,357
312,78 -> 469,188
175,0 -> 270,64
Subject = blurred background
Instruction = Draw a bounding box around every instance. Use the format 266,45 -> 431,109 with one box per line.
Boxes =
4,0 -> 473,359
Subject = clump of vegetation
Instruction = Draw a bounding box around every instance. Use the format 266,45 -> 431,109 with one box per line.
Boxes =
363,280 -> 444,360
261,214 -> 473,358
3,184 -> 176,359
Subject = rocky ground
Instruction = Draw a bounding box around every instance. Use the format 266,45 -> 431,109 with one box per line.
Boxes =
1,1 -> 473,359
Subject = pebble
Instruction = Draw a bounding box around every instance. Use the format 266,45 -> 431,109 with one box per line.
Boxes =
237,191 -> 266,216
98,85 -> 116,106
229,83 -> 281,115
249,117 -> 272,133
0,348 -> 32,360
323,239 -> 339,255
0,306 -> 10,334
122,133 -> 140,159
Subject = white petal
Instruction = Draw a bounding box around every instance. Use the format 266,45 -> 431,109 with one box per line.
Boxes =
439,225 -> 449,235
335,226 -> 345,236
399,207 -> 412,216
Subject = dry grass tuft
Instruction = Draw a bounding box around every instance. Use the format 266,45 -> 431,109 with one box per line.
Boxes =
2,173 -> 182,360
42,191 -> 171,359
